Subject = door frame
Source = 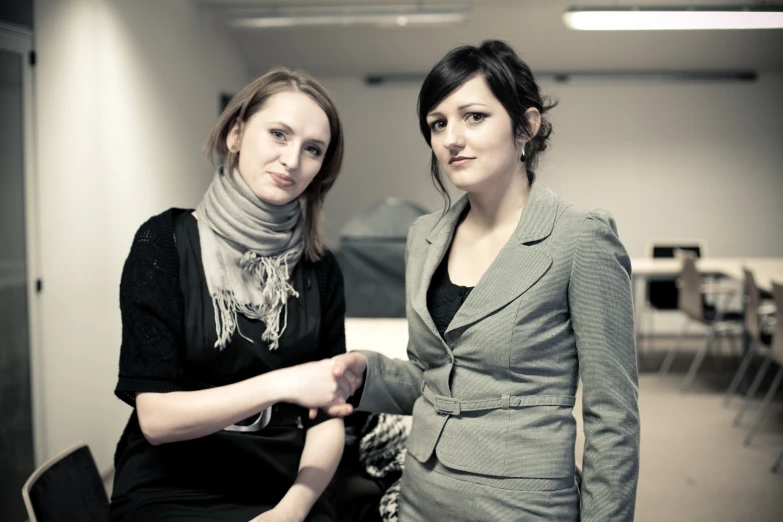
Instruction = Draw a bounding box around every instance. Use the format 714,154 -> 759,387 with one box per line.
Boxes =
0,21 -> 45,465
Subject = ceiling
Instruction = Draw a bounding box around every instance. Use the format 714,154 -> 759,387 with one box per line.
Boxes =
196,0 -> 783,77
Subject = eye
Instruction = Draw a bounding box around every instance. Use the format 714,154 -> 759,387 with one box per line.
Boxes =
429,120 -> 446,132
467,112 -> 486,123
305,145 -> 323,157
270,130 -> 285,140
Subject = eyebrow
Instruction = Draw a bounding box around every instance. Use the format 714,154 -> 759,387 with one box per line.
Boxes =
427,103 -> 490,119
270,121 -> 328,147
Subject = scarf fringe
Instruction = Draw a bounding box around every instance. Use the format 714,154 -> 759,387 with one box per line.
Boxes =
212,251 -> 300,350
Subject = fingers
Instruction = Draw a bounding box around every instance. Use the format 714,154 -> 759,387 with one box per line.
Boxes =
295,354 -> 366,413
340,369 -> 363,395
349,368 -> 364,391
331,352 -> 366,375
332,369 -> 362,400
324,403 -> 354,417
331,361 -> 344,378
329,354 -> 368,399
336,380 -> 353,402
337,370 -> 356,393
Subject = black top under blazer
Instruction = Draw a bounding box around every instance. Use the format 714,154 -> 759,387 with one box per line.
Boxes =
357,181 -> 640,521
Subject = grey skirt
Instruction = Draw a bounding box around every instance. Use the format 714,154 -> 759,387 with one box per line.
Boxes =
398,453 -> 580,522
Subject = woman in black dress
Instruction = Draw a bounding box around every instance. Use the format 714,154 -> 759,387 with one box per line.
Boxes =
110,68 -> 356,522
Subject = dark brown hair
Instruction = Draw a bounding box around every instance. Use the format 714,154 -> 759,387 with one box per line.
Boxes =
205,67 -> 344,261
417,40 -> 557,211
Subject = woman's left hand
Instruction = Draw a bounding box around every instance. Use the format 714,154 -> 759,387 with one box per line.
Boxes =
250,506 -> 304,522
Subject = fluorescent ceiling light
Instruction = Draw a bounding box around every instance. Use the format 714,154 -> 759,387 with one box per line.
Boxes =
564,5 -> 783,30
228,5 -> 470,29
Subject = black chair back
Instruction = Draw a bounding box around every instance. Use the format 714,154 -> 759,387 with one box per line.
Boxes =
22,444 -> 109,522
647,244 -> 703,310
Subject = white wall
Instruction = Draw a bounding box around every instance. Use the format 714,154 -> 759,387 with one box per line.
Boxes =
321,75 -> 783,257
542,75 -> 783,258
33,0 -> 248,472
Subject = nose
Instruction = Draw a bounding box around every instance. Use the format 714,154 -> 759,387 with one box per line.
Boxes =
441,123 -> 465,154
279,143 -> 299,171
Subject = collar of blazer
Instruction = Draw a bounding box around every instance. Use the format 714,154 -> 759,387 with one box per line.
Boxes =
424,179 -> 560,245
414,180 -> 559,339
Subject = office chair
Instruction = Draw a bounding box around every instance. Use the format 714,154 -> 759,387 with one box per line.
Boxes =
658,251 -> 743,390
742,282 -> 782,446
642,240 -> 706,355
723,268 -> 776,405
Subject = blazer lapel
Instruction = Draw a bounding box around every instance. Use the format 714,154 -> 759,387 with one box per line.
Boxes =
445,182 -> 559,335
411,196 -> 471,341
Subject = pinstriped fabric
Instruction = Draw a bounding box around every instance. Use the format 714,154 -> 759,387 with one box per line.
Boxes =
400,453 -> 580,522
569,210 -> 639,521
357,181 -> 639,522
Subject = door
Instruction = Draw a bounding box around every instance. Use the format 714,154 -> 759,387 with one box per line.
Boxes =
0,22 -> 39,521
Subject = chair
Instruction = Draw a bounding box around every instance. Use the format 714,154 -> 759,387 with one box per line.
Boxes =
642,240 -> 706,354
22,442 -> 109,522
742,282 -> 782,446
723,268 -> 776,405
733,297 -> 780,428
658,251 -> 743,390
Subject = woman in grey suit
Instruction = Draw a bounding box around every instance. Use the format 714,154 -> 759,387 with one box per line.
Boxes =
331,40 -> 640,521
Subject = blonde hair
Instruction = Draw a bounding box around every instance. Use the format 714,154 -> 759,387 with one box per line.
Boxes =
205,67 -> 344,261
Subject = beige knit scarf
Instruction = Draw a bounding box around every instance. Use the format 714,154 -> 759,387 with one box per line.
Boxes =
196,167 -> 303,350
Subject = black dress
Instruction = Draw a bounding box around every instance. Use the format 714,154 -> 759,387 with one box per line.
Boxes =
110,210 -> 344,522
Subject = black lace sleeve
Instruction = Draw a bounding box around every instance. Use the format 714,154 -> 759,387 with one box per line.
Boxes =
114,211 -> 185,407
304,249 -> 347,429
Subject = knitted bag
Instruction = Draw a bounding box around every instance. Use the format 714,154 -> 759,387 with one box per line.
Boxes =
358,413 -> 409,522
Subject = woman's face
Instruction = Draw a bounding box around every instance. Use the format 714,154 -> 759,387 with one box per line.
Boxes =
425,74 -> 529,193
227,90 -> 331,205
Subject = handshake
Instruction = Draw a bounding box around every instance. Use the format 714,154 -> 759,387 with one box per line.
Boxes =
276,352 -> 368,420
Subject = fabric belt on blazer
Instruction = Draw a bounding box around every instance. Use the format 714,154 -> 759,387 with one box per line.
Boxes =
423,385 -> 576,416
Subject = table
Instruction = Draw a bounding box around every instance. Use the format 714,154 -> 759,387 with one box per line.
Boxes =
630,257 -> 783,355
630,257 -> 783,293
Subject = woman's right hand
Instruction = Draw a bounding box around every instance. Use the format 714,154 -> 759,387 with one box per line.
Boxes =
134,353 -> 365,445
331,351 -> 366,395
276,359 -> 354,412
315,352 -> 367,418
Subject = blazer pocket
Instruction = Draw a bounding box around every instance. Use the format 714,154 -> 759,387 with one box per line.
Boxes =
435,404 -> 577,479
406,396 -> 448,463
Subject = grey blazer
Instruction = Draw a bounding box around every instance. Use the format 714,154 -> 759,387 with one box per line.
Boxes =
358,181 -> 639,521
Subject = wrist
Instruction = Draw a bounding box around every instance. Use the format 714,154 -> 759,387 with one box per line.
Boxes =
256,368 -> 291,405
276,493 -> 309,522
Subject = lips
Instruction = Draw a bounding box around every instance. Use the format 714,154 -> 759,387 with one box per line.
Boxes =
269,172 -> 295,187
449,156 -> 475,166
